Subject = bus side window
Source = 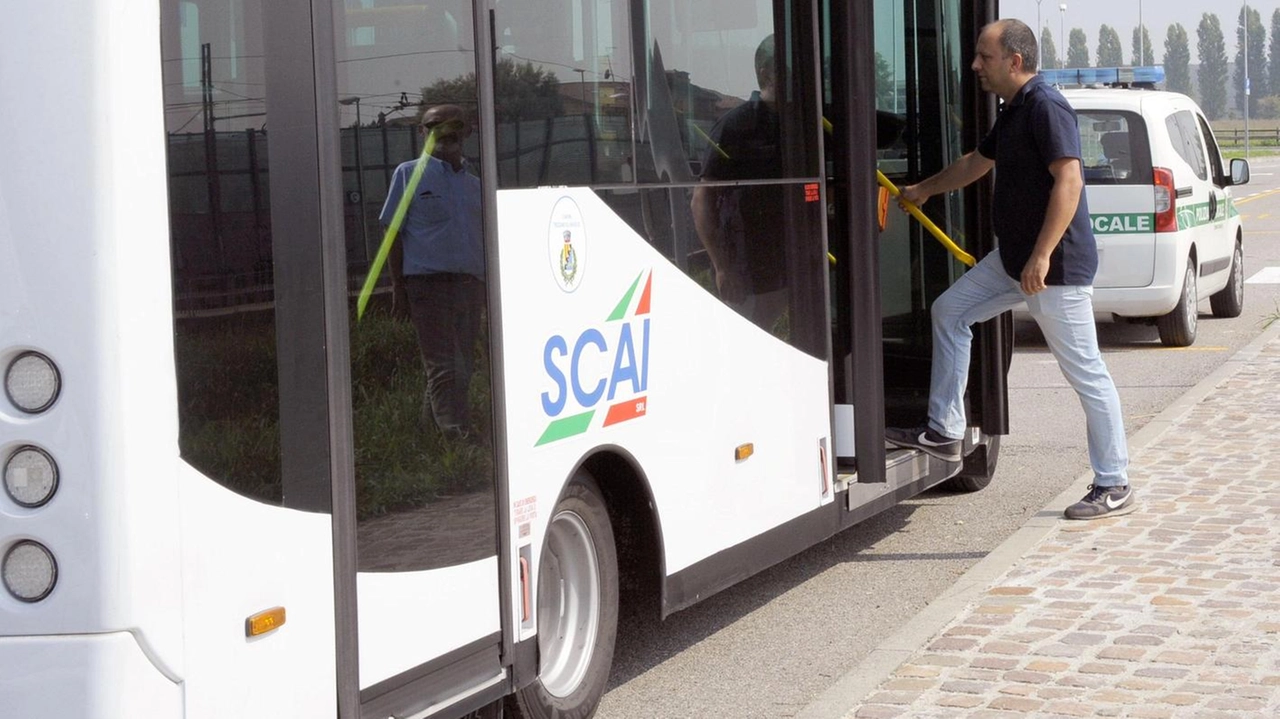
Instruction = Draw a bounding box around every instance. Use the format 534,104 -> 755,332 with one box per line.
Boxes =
492,0 -> 633,189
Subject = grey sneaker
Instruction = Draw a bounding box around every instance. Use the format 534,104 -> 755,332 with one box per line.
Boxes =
1064,484 -> 1136,520
885,424 -> 961,462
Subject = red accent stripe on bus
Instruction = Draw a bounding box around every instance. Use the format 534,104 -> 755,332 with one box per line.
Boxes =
603,396 -> 647,426
636,272 -> 652,315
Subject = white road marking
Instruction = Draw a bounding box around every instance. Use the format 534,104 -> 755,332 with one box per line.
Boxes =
1246,266 -> 1280,284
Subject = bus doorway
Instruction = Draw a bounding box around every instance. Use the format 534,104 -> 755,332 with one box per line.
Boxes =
823,0 -> 1009,486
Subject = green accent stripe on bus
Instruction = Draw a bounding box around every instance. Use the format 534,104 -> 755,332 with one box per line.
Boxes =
536,411 -> 595,446
607,272 -> 643,322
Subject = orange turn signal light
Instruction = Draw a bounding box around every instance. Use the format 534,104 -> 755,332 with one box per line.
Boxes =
246,606 -> 287,637
734,443 -> 754,462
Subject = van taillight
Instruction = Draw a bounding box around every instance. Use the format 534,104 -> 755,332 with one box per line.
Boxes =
1153,167 -> 1177,233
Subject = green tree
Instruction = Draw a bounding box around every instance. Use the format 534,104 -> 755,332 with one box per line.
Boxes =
1198,13 -> 1229,120
875,51 -> 895,107
1096,25 -> 1124,66
1269,11 -> 1280,102
1067,28 -> 1090,68
1258,95 -> 1280,120
1131,25 -> 1155,66
421,59 -> 562,123
1041,27 -> 1060,69
1234,5 -> 1268,115
1163,24 -> 1193,96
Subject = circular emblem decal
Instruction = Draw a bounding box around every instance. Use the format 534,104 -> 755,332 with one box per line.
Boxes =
548,197 -> 586,292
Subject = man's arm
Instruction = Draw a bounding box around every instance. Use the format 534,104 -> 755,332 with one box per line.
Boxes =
691,185 -> 746,303
1020,156 -> 1082,294
898,151 -> 995,207
381,166 -> 411,318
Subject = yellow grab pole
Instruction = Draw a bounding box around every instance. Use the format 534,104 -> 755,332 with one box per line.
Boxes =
875,169 -> 975,267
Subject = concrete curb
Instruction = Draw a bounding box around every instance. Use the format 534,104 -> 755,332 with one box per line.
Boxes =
795,319 -> 1280,719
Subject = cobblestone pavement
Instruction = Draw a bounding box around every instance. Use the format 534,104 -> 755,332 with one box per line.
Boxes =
842,331 -> 1280,718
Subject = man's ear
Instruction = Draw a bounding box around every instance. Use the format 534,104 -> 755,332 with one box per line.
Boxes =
1010,52 -> 1025,72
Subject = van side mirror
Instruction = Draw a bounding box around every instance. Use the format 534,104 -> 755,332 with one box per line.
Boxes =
1230,158 -> 1250,186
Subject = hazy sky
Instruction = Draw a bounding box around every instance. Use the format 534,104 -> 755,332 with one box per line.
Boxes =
1003,0 -> 1265,60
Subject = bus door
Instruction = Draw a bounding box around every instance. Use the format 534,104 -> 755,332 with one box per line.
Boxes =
333,1 -> 506,716
163,0 -> 507,714
822,0 -> 1007,486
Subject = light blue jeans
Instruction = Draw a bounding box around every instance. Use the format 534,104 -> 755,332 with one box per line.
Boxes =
928,251 -> 1129,487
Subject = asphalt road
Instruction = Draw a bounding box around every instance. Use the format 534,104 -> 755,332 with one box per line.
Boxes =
595,156 -> 1280,719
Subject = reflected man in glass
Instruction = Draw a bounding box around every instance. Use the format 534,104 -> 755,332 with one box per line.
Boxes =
691,34 -> 787,330
382,104 -> 486,437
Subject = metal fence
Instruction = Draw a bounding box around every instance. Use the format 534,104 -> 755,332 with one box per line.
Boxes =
1211,127 -> 1280,147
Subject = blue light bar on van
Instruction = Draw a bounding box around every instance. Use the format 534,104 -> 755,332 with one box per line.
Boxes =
1133,66 -> 1165,84
1039,66 -> 1165,87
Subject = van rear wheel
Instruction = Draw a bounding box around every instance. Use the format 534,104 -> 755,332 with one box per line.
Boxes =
1157,262 -> 1197,347
1209,241 -> 1244,318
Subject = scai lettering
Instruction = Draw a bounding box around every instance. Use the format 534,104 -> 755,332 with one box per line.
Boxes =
541,318 -> 651,416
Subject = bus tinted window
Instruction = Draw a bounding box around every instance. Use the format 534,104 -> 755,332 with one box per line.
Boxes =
335,0 -> 499,573
638,1 -> 820,183
492,0 -> 633,188
162,0 -> 287,505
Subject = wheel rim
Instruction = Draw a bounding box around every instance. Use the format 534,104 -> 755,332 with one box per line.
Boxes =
1184,267 -> 1198,334
538,508 -> 600,698
1232,247 -> 1244,305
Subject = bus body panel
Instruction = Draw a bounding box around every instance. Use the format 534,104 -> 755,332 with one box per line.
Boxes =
496,188 -> 831,636
0,632 -> 181,719
177,464 -> 336,719
3,0 -> 186,678
357,560 -> 500,688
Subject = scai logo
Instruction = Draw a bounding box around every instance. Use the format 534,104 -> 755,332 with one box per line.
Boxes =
536,270 -> 652,446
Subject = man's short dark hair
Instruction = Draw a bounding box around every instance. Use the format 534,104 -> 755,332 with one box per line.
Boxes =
754,34 -> 775,90
996,19 -> 1038,73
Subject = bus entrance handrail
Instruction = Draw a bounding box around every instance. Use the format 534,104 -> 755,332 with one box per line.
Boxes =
875,170 -> 976,267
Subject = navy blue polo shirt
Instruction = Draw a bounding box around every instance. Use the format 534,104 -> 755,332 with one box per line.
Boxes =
978,75 -> 1098,286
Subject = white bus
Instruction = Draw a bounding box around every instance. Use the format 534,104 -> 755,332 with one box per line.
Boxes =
1,1 -> 1007,717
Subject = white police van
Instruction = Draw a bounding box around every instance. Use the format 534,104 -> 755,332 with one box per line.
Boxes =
1038,67 -> 1250,347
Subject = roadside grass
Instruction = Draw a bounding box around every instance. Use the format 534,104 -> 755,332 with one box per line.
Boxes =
176,305 -> 493,518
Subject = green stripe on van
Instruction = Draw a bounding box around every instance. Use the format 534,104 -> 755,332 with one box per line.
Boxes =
1092,200 -> 1234,235
1090,213 -> 1153,234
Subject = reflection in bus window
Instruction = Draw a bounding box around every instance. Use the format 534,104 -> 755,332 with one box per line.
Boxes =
335,0 -> 497,573
162,0 -> 285,505
491,0 -> 632,188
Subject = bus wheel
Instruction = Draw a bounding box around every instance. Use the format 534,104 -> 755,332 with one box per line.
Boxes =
944,435 -> 1000,492
509,476 -> 618,719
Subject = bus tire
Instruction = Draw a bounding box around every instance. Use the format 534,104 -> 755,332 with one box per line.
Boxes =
943,435 -> 999,493
1209,240 -> 1244,318
1156,261 -> 1197,347
508,475 -> 618,719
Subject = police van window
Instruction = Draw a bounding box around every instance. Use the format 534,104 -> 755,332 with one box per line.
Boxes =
1196,113 -> 1226,184
1076,111 -> 1149,185
1165,110 -> 1208,181
492,0 -> 633,188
